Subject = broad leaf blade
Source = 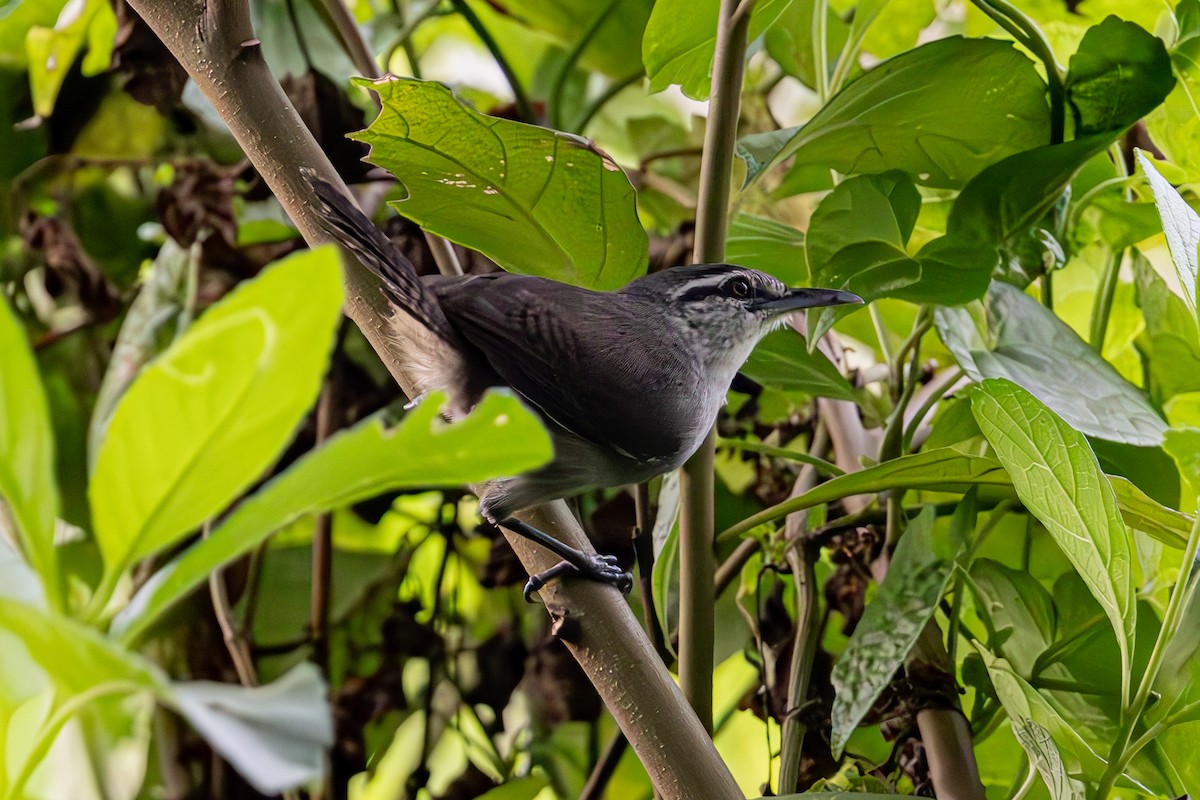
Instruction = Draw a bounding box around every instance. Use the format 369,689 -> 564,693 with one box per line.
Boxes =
741,330 -> 856,402
971,379 -> 1135,684
357,77 -> 647,290
113,391 -> 551,642
90,248 -> 344,576
937,282 -> 1167,446
738,37 -> 1050,188
0,296 -> 60,600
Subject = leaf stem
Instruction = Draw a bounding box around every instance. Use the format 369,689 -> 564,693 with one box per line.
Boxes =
449,0 -> 535,123
573,71 -> 644,133
716,436 -> 844,476
550,0 -> 621,131
970,0 -> 1065,144
1088,248 -> 1125,353
812,0 -> 830,103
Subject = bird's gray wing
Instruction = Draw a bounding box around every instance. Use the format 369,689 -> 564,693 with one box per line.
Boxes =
431,274 -> 695,464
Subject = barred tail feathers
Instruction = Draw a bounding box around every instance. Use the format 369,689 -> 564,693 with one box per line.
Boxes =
301,169 -> 453,341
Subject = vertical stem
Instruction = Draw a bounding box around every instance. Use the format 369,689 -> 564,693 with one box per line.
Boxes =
681,0 -> 752,734
1089,248 -> 1124,352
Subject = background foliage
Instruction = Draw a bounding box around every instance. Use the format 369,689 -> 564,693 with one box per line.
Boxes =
2,0 -> 1200,798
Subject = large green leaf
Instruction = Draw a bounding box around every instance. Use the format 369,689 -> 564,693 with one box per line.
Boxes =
1065,16 -> 1175,136
112,391 -> 551,643
738,37 -> 1050,188
937,281 -> 1166,446
1109,475 -> 1191,547
971,379 -> 1136,687
803,173 -> 995,315
642,0 -> 791,101
1137,150 -> 1199,317
90,248 -> 343,581
355,77 -> 647,290
0,296 -> 60,603
25,0 -> 116,116
830,501 -> 970,755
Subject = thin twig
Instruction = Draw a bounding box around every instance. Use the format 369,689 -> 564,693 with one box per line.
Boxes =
206,521 -> 257,687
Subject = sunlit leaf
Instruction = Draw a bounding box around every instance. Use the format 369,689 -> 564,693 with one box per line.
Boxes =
112,390 -> 551,642
0,295 -> 60,603
355,77 -> 647,290
1132,251 -> 1200,406
738,37 -> 1049,188
725,212 -> 807,286
1137,150 -> 1199,317
971,379 -> 1136,685
937,281 -> 1167,446
90,248 -> 343,579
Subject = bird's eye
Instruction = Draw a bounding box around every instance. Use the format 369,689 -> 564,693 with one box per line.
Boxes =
727,277 -> 751,298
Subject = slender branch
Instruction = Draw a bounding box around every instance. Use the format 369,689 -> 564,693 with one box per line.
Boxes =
681,0 -> 752,734
123,3 -> 740,797
206,520 -> 257,687
573,72 -> 644,133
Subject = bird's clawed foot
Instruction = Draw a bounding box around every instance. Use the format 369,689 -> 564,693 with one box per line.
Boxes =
522,554 -> 634,602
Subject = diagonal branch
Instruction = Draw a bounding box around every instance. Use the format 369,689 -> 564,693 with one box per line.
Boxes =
120,2 -> 740,797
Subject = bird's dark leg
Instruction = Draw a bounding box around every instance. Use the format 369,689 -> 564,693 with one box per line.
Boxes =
498,517 -> 633,601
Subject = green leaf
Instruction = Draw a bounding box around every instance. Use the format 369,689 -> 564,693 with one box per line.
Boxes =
1109,475 -> 1191,547
725,212 -> 807,286
976,645 -> 1114,789
1133,251 -> 1200,407
641,0 -> 791,101
355,77 -> 647,290
0,295 -> 60,602
112,391 -> 551,643
1145,0 -> 1200,183
89,238 -> 197,469
969,559 -> 1057,675
25,0 -> 116,116
829,504 -> 964,755
803,172 -> 995,315
738,37 -> 1050,188
475,775 -> 551,800
947,134 -> 1116,252
1165,427 -> 1200,497
971,379 -> 1136,687
171,664 -> 332,795
90,247 -> 344,579
741,329 -> 857,402
1066,16 -> 1175,136
1014,718 -> 1087,800
763,0 -> 850,90
937,281 -> 1167,446
1136,150 -> 1199,317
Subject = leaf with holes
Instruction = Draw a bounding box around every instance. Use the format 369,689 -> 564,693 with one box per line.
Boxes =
356,77 -> 647,290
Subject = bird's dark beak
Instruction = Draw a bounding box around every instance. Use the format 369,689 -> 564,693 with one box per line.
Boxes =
751,288 -> 863,313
